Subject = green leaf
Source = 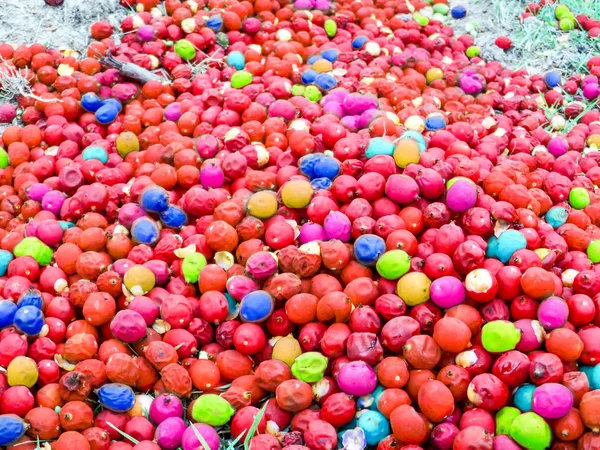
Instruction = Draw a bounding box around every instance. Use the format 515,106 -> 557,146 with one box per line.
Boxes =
191,423 -> 214,450
243,402 -> 268,450
106,421 -> 139,445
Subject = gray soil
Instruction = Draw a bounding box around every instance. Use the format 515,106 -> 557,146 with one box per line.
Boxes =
0,0 -> 597,75
0,0 -> 128,55
447,0 -> 600,76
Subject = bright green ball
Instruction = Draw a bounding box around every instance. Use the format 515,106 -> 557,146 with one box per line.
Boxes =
496,407 -> 521,435
291,84 -> 306,96
569,187 -> 590,210
325,19 -> 337,37
182,253 -> 207,284
304,85 -> 322,102
413,13 -> 430,26
588,240 -> 600,263
481,320 -> 521,353
560,18 -> 576,31
376,250 -> 411,280
555,4 -> 571,19
231,71 -> 253,89
0,148 -> 8,169
510,412 -> 552,450
174,39 -> 196,60
191,394 -> 235,426
13,237 -> 53,266
291,352 -> 328,383
466,46 -> 481,57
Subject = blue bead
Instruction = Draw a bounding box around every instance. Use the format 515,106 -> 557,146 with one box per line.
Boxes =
545,71 -> 561,88
160,205 -> 187,229
0,415 -> 27,446
496,230 -> 527,264
226,51 -> 245,70
354,234 -> 386,266
0,300 -> 18,328
315,73 -> 337,91
321,49 -> 339,62
13,306 -> 44,336
311,177 -> 332,190
357,385 -> 384,410
140,186 -> 170,213
131,217 -> 160,246
95,105 -> 119,125
82,145 -> 109,164
513,384 -> 536,412
352,36 -> 368,50
102,98 -> 122,112
298,154 -> 325,180
451,5 -> 467,19
313,156 -> 341,180
97,384 -> 136,413
81,93 -> 103,112
546,206 -> 568,228
365,137 -> 395,158
0,250 -> 13,277
425,115 -> 446,130
357,410 -> 390,446
17,289 -> 43,310
240,290 -> 274,323
301,69 -> 318,84
206,16 -> 223,32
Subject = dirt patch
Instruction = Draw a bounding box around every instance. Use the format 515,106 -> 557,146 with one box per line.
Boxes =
449,0 -> 600,75
0,0 -> 128,55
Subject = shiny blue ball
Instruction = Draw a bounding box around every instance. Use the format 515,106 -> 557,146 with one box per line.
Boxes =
14,306 -> 44,336
81,93 -> 103,112
240,290 -> 274,323
354,234 -> 386,266
451,5 -> 467,19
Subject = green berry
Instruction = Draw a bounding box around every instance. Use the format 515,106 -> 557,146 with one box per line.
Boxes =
559,18 -> 576,31
569,187 -> 590,210
466,46 -> 481,57
510,412 -> 552,450
174,39 -> 196,60
291,84 -> 306,96
413,13 -> 430,26
376,250 -> 411,280
325,19 -> 337,37
304,85 -> 322,102
588,240 -> 600,263
481,320 -> 521,353
291,352 -> 328,382
182,253 -> 207,284
0,148 -> 9,169
191,394 -> 235,426
555,5 -> 571,19
231,70 -> 253,89
496,407 -> 521,435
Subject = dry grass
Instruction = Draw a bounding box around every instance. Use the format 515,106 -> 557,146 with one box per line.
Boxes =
0,62 -> 61,104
